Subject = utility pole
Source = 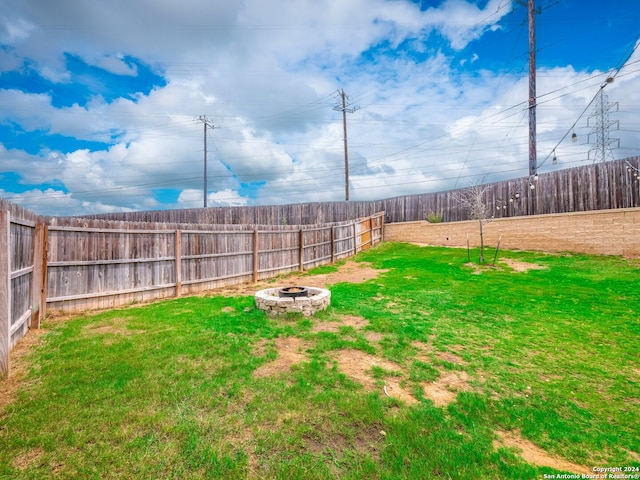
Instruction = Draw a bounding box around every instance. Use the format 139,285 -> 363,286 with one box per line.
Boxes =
516,0 -> 538,176
527,0 -> 537,177
333,89 -> 359,201
196,115 -> 215,208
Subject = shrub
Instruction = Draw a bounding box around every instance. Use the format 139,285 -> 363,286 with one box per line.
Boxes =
425,210 -> 444,223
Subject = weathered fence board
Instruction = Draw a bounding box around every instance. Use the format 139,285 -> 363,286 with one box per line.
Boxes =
40,213 -> 384,313
180,229 -> 255,293
8,218 -> 37,350
0,211 -> 9,378
0,209 -> 42,378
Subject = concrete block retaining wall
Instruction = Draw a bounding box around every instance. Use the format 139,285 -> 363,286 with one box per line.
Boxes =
383,207 -> 640,258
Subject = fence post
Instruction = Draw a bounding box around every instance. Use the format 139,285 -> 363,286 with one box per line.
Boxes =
175,229 -> 182,297
353,222 -> 358,254
371,214 -> 376,246
371,213 -> 380,247
30,223 -> 45,329
298,229 -> 304,272
40,226 -> 48,321
0,211 -> 10,379
252,229 -> 259,283
330,226 -> 335,263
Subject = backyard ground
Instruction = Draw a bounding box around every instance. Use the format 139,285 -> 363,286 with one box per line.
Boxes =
1,242 -> 639,479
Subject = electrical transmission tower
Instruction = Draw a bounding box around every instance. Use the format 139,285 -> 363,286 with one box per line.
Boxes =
333,89 -> 359,201
587,90 -> 619,163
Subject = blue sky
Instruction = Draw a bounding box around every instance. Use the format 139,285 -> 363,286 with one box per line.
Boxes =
1,0 -> 639,216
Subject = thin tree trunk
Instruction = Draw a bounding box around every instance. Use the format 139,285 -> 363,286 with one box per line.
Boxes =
479,220 -> 485,263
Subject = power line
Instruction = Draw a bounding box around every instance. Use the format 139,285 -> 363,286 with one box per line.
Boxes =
539,37 -> 640,169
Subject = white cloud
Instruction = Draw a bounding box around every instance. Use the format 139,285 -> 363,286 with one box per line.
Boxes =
0,0 -> 639,216
0,14 -> 35,44
423,0 -> 511,50
84,54 -> 138,76
0,187 -> 137,217
177,188 -> 249,208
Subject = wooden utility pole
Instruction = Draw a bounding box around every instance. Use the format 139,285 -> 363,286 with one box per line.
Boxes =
197,115 -> 215,208
333,90 -> 359,201
516,0 -> 538,176
528,0 -> 537,177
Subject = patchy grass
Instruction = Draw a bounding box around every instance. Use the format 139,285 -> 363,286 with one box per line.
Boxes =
1,243 -> 639,479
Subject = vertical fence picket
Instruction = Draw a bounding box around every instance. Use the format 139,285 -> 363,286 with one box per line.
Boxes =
252,229 -> 259,283
175,230 -> 182,297
40,226 -> 48,322
298,229 -> 304,272
0,211 -> 10,379
30,223 -> 45,329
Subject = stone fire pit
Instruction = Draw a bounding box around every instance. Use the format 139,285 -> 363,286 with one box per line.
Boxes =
255,286 -> 330,317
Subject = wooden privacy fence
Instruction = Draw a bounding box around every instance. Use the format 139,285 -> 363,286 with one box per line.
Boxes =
82,156 -> 640,225
0,212 -> 46,379
0,211 -> 384,377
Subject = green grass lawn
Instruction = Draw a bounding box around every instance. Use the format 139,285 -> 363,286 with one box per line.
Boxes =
1,243 -> 639,479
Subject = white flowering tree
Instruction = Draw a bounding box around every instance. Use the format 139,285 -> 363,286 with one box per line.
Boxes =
454,180 -> 493,263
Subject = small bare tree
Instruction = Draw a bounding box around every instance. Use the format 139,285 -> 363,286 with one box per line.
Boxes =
454,180 -> 493,263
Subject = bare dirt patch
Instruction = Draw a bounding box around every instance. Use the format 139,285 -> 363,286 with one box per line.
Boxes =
411,340 -> 431,352
13,447 -> 44,471
304,261 -> 389,287
411,337 -> 435,362
341,315 -> 370,329
303,425 -> 383,463
465,262 -> 483,275
81,317 -> 145,346
253,337 -> 311,378
312,315 -> 370,333
0,329 -> 46,413
333,349 -> 417,405
211,261 -> 388,297
252,338 -> 268,358
624,449 -> 640,462
494,430 -> 591,475
351,426 -> 385,461
359,336 -> 475,407
364,331 -> 384,342
312,322 -> 345,334
382,379 -> 418,405
500,259 -> 547,273
436,351 -> 467,365
422,370 -> 471,407
81,317 -> 144,337
252,335 -> 473,408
